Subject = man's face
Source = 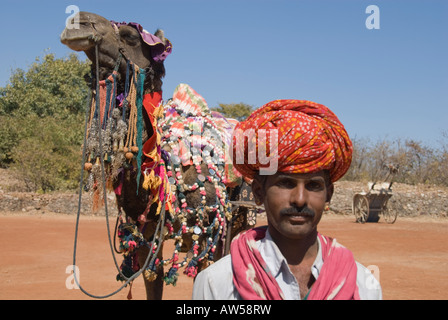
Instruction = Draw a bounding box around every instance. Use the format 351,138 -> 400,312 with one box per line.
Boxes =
252,171 -> 333,241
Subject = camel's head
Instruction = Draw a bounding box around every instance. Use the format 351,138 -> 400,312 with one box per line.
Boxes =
60,11 -> 172,91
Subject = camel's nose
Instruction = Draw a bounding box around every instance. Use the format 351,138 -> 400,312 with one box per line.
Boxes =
60,28 -> 69,44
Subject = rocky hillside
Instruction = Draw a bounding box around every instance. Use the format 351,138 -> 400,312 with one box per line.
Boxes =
0,169 -> 118,216
1,169 -> 447,218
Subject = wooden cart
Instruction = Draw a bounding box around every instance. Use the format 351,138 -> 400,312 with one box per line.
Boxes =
224,179 -> 264,253
353,164 -> 399,224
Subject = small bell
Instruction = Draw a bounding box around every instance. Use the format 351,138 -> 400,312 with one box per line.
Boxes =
125,152 -> 134,160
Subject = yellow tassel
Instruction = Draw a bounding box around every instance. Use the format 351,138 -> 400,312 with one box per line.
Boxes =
152,193 -> 159,206
152,176 -> 162,191
166,200 -> 173,214
144,269 -> 158,282
154,105 -> 164,120
155,201 -> 162,215
142,171 -> 152,190
142,171 -> 162,191
146,147 -> 160,163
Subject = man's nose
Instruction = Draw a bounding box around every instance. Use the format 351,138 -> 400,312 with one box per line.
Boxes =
289,183 -> 307,208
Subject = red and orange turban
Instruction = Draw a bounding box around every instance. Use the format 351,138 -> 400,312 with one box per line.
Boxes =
231,99 -> 353,183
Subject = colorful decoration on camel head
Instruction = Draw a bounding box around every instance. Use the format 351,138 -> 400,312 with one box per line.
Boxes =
83,58 -> 149,208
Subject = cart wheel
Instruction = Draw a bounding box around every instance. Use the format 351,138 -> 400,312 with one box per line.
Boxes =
353,195 -> 369,223
382,201 -> 397,224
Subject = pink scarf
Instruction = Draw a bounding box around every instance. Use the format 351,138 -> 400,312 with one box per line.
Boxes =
230,227 -> 360,300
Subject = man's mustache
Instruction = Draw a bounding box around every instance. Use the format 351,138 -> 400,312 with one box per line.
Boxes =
280,206 -> 316,218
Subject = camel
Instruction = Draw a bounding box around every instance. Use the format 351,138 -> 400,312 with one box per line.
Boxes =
61,12 -> 256,300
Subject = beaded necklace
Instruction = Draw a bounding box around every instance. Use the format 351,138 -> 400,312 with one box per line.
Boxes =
155,96 -> 232,283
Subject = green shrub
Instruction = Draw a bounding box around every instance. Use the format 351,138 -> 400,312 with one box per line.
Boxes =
0,52 -> 90,191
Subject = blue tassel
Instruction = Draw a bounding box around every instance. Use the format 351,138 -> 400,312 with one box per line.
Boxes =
135,68 -> 146,194
164,267 -> 179,286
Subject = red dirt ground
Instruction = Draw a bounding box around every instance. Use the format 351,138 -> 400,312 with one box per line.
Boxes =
1,213 -> 447,300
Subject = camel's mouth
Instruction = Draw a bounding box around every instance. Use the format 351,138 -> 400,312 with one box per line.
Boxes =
60,27 -> 96,51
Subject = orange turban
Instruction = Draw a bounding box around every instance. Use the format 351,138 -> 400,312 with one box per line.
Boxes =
231,99 -> 352,183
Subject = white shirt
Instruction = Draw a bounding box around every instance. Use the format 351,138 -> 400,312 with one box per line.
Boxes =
192,230 -> 382,300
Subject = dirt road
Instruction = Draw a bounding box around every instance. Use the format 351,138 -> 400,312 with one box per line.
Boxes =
1,213 -> 447,300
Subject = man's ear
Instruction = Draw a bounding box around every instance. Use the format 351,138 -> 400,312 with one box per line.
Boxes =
251,177 -> 265,206
326,183 -> 334,203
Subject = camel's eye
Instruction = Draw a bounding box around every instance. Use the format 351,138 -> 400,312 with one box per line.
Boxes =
120,27 -> 141,46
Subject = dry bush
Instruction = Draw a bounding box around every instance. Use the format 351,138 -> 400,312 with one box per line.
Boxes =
345,135 -> 448,187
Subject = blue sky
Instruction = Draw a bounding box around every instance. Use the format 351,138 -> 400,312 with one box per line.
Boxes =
1,0 -> 447,147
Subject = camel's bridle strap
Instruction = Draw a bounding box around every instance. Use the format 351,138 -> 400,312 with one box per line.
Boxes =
71,42 -> 162,299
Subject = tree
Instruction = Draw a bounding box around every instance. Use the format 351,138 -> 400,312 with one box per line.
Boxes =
9,114 -> 83,192
344,136 -> 370,181
0,52 -> 90,191
0,52 -> 90,117
211,103 -> 254,121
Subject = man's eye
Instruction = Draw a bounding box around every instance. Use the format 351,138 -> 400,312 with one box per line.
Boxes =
306,181 -> 325,191
276,179 -> 296,189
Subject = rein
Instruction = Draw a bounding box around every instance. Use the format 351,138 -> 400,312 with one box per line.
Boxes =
72,42 -> 166,299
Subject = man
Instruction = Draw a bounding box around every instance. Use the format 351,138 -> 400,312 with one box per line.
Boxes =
192,99 -> 382,300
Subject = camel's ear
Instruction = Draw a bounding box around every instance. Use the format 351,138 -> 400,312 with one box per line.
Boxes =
154,29 -> 169,45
